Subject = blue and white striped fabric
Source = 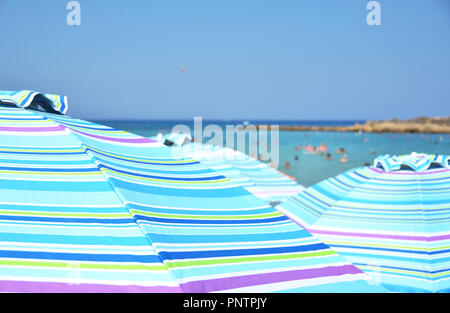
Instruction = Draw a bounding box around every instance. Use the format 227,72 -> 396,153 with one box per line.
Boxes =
179,143 -> 304,204
0,91 -> 387,293
277,153 -> 450,293
0,90 -> 68,114
374,153 -> 450,172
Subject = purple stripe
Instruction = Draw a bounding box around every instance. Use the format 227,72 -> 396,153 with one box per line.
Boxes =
310,228 -> 450,242
70,128 -> 157,144
0,280 -> 182,293
180,265 -> 362,293
0,125 -> 66,132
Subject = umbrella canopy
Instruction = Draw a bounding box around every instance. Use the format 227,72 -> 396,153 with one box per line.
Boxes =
179,142 -> 304,205
277,153 -> 450,292
0,90 -> 386,292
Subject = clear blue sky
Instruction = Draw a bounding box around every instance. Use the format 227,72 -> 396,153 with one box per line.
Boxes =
0,0 -> 449,120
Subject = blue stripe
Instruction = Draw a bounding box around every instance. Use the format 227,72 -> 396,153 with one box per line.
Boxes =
0,179 -> 112,192
147,230 -> 312,243
0,150 -> 85,155
0,232 -> 148,246
159,243 -> 329,260
0,215 -> 135,224
20,91 -> 34,107
0,250 -> 161,263
0,166 -> 98,173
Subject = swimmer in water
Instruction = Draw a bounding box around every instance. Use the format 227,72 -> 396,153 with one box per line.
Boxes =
294,156 -> 299,161
319,143 -> 328,155
340,155 -> 348,163
336,148 -> 346,154
285,161 -> 291,169
325,153 -> 332,160
304,145 -> 316,154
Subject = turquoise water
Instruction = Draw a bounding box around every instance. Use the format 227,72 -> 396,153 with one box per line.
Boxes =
96,120 -> 450,187
278,131 -> 449,187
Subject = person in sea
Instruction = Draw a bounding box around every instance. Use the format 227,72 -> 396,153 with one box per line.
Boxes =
304,145 -> 313,153
336,147 -> 346,154
285,161 -> 291,169
318,143 -> 328,155
340,154 -> 348,163
325,153 -> 332,160
305,145 -> 319,154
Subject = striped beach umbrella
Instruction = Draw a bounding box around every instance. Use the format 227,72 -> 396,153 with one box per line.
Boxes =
180,142 -> 304,205
0,90 -> 386,293
277,153 -> 450,292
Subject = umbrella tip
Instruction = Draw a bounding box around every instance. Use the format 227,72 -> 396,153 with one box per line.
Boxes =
0,90 -> 68,115
373,153 -> 450,172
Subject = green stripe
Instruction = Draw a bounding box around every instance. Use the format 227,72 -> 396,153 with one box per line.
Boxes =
167,249 -> 336,268
0,260 -> 167,271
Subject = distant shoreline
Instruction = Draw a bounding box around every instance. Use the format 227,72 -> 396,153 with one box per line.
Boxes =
258,117 -> 450,134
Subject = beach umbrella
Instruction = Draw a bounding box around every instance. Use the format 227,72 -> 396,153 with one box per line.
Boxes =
179,142 -> 304,205
0,90 -> 386,293
277,153 -> 450,292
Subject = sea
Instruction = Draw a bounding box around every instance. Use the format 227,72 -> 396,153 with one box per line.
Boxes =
94,120 -> 450,187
